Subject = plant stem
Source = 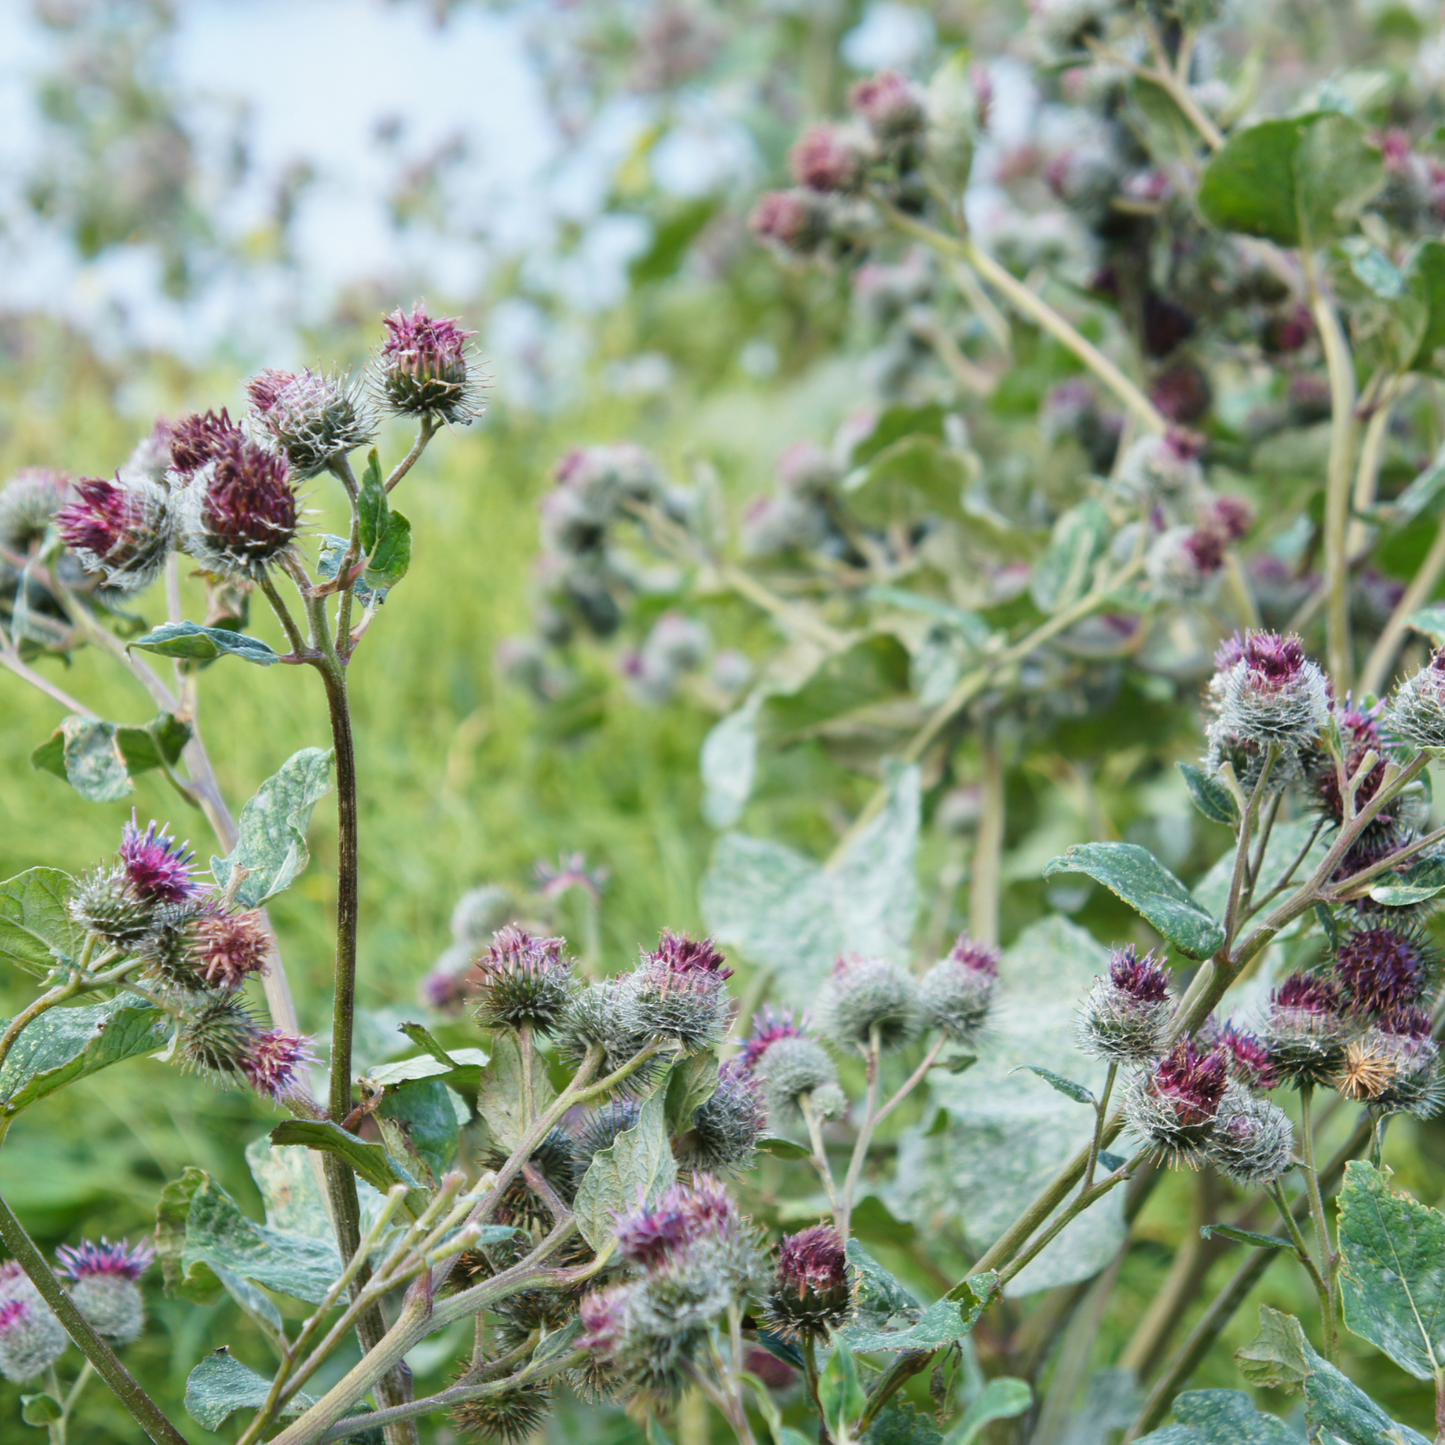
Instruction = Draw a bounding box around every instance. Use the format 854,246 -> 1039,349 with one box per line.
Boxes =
1362,511 -> 1445,696
1298,1084 -> 1338,1362
1082,1064 -> 1118,1193
837,1027 -> 883,1237
0,973 -> 87,1077
970,726 -> 1005,947
872,1036 -> 945,1127
799,1094 -> 841,1219
1302,243 -> 1361,690
385,416 -> 437,493
0,1191 -> 189,1445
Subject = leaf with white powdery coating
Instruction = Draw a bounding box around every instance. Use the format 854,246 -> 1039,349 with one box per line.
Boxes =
0,994 -> 172,1115
1337,1159 -> 1445,1380
212,746 -> 334,907
574,1087 -> 677,1257
32,713 -> 195,803
184,1348 -> 316,1431
477,1031 -> 555,1153
129,619 -> 279,665
269,1119 -> 428,1218
0,867 -> 85,976
952,1378 -> 1032,1444
1043,843 -> 1225,959
1178,762 -> 1239,827
1131,1390 -> 1295,1444
842,1273 -> 996,1352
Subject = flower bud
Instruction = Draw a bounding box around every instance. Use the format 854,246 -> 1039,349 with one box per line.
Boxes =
1115,430 -> 1204,502
620,931 -> 733,1055
749,190 -> 833,257
178,996 -> 262,1084
178,434 -> 300,579
850,71 -> 925,142
754,1035 -> 844,1122
1207,630 -> 1330,769
56,472 -> 175,593
0,1297 -> 67,1382
1150,362 -> 1212,426
1124,1039 -> 1228,1166
1310,703 -> 1389,832
168,409 -> 244,477
375,304 -> 483,424
918,934 -> 999,1044
242,1029 -> 314,1101
69,867 -> 154,944
1334,925 -> 1430,1016
1146,525 -> 1224,600
451,1382 -> 552,1443
790,124 -> 871,194
473,927 -> 576,1035
764,1224 -> 853,1342
1076,946 -> 1172,1064
1262,973 -> 1350,1088
1388,649 -> 1445,751
56,1238 -> 153,1345
1204,1086 -> 1293,1186
246,368 -> 375,479
819,955 -> 921,1053
678,1060 -> 766,1176
555,980 -> 655,1088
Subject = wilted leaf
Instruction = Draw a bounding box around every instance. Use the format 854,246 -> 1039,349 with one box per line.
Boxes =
212,746 -> 334,907
1234,1305 -> 1312,1394
1043,843 -> 1226,959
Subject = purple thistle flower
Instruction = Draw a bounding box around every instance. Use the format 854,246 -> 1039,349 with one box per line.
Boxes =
1335,926 -> 1428,1015
241,1030 -> 314,1101
191,909 -> 271,991
1152,1040 -> 1228,1126
56,473 -> 175,593
578,1282 -> 632,1358
646,930 -> 733,983
749,190 -> 831,256
777,1224 -> 848,1296
474,926 -> 575,1034
0,1293 -> 66,1382
534,852 -> 609,900
949,933 -> 1001,978
1213,631 -> 1247,674
790,124 -> 870,193
1314,702 -> 1387,826
1387,647 -> 1445,749
179,433 -> 299,579
1379,1004 -> 1434,1040
737,1006 -> 807,1073
1273,972 -> 1342,1017
1215,1023 -> 1278,1090
169,409 -> 244,476
0,1300 -> 24,1330
1109,945 -> 1170,1003
612,1176 -> 738,1269
119,815 -> 197,904
849,71 -> 924,140
376,303 -> 483,424
1241,632 -> 1312,691
55,1238 -> 153,1283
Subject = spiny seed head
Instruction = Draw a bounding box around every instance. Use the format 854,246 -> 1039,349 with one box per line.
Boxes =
555,980 -> 655,1090
56,472 -> 175,593
737,1005 -> 807,1072
245,367 -> 375,479
1115,429 -> 1203,502
1264,973 -> 1351,1088
753,1034 -> 843,1123
473,926 -> 576,1034
765,1223 -> 854,1342
1124,1039 -> 1228,1166
571,1099 -> 642,1187
178,996 -> 261,1084
1204,1085 -> 1294,1186
678,1060 -> 766,1176
188,909 -> 271,991
1214,1023 -> 1278,1090
819,955 -> 921,1053
1209,630 -> 1330,756
1339,1038 -> 1399,1102
1076,947 -> 1173,1064
126,418 -> 173,482
1030,0 -> 1116,56
790,123 -> 871,193
750,189 -> 834,255
487,1129 -> 576,1233
1388,649 -> 1445,750
1335,926 -> 1430,1016
620,931 -> 733,1056
178,434 -> 300,579
0,1296 -> 67,1382
1350,1023 -> 1443,1118
69,866 -> 155,944
918,937 -> 997,1044
375,303 -> 484,424
57,1239 -> 152,1345
850,70 -> 925,141
168,409 -> 244,477
450,1382 -> 552,1443
120,815 -> 197,904
243,1030 -> 314,1101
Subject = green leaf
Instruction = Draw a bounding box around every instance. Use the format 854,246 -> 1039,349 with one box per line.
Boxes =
1336,238 -> 1431,375
0,868 -> 86,976
268,1119 -> 427,1216
476,1031 -> 556,1153
1199,1224 -> 1293,1251
818,1338 -> 867,1437
1337,1159 -> 1445,1380
646,1416 -> 677,1445
953,1378 -> 1032,1444
317,534 -> 390,607
180,1169 -> 342,1304
365,509 -> 412,591
129,620 -> 279,665
1407,605 -> 1445,645
702,763 -> 920,1009
756,1134 -> 811,1160
846,1240 -> 921,1320
1133,1390 -> 1295,1444
842,435 -> 974,529
211,746 -> 334,907
1366,856 -> 1445,908
244,1136 -> 334,1241
184,1348 -> 315,1431
358,449 -> 385,554
1305,1358 -> 1433,1444
32,713 -> 194,803
157,1169 -> 220,1301
864,1401 -> 942,1445
1010,1064 -> 1094,1106
665,1050 -> 720,1135
700,698 -> 761,830
19,1393 -> 64,1425
398,1019 -> 456,1066
376,1077 -> 462,1186
1043,843 -> 1226,959
574,1087 -> 677,1258
0,994 -> 171,1116
360,1046 -> 490,1096
1030,500 -> 1111,614
1234,1306 -> 1312,1394
1198,112 -> 1384,246
1407,238 -> 1445,374
762,635 -> 911,739
1178,762 -> 1239,827
847,1274 -> 997,1353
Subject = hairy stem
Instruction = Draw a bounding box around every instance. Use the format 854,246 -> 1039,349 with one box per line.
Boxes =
0,1191 -> 189,1445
